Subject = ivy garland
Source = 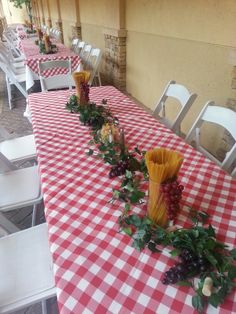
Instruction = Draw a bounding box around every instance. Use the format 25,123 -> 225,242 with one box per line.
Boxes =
65,94 -> 236,313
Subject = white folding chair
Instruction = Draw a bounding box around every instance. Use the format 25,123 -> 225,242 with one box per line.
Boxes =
153,80 -> 197,136
0,223 -> 56,314
85,48 -> 102,86
0,134 -> 36,163
75,40 -> 85,56
54,29 -> 62,42
71,38 -> 80,52
0,57 -> 27,110
186,102 -> 236,173
0,46 -> 25,73
0,41 -> 25,65
0,152 -> 42,227
38,59 -> 72,92
80,44 -> 92,64
3,30 -> 21,57
231,167 -> 236,179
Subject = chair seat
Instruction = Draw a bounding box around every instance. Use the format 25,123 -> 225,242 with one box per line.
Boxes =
0,165 -> 42,211
14,72 -> 26,83
0,223 -> 56,313
0,134 -> 36,162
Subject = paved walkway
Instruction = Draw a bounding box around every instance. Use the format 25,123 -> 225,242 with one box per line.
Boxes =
0,70 -> 59,314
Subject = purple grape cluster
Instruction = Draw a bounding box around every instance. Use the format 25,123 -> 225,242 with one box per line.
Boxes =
109,160 -> 129,178
80,82 -> 90,103
160,179 -> 184,220
162,249 -> 210,285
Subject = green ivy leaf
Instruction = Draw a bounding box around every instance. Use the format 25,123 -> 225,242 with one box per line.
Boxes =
98,144 -> 107,152
122,227 -> 133,236
125,170 -> 133,179
176,281 -> 192,287
192,295 -> 205,313
205,250 -> 218,266
129,190 -> 145,204
208,293 -> 222,308
228,265 -> 236,279
207,224 -> 216,237
133,229 -> 146,240
148,242 -> 161,253
170,249 -> 180,257
86,149 -> 94,156
230,249 -> 236,259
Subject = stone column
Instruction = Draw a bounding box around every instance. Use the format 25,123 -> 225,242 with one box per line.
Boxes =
103,28 -> 127,91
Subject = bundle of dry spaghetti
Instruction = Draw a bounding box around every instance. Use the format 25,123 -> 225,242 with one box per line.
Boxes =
145,148 -> 183,227
72,71 -> 91,105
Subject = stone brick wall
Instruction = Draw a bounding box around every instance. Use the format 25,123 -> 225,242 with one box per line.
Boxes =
71,24 -> 81,40
104,34 -> 126,91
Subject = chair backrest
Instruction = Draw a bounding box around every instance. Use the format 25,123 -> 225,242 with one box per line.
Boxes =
0,152 -> 17,173
38,58 -> 72,92
231,167 -> 236,178
41,24 -> 48,33
80,44 -> 92,63
0,41 -> 24,62
71,38 -> 80,52
0,57 -> 27,98
3,31 -> 21,57
75,41 -> 86,55
185,101 -> 236,173
85,48 -> 102,85
153,80 -> 197,135
54,29 -> 62,41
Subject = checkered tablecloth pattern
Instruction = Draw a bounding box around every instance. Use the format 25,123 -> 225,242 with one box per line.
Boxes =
28,86 -> 236,314
20,38 -> 80,77
16,30 -> 27,40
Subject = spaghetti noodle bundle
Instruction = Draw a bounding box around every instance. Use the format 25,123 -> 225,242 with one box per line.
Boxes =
72,71 -> 91,105
145,148 -> 183,227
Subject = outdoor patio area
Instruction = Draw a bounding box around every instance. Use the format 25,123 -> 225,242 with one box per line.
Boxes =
0,1 -> 236,312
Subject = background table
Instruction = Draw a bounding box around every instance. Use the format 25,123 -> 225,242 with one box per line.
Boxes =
20,38 -> 81,90
28,86 -> 236,314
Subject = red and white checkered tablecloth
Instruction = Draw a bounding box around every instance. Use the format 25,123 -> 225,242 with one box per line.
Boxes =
16,30 -> 27,40
28,86 -> 236,314
20,37 -> 81,77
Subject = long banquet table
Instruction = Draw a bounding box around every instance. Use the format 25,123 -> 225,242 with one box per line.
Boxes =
28,86 -> 236,314
20,38 -> 81,90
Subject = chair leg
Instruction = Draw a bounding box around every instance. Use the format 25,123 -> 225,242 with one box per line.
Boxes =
31,203 -> 38,226
42,300 -> 47,314
5,77 -> 12,109
98,72 -> 102,86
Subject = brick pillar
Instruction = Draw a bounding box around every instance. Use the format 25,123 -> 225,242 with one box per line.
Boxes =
103,29 -> 127,91
71,23 -> 82,40
55,20 -> 63,43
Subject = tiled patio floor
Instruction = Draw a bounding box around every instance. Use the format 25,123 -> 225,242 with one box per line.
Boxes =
0,70 -> 59,314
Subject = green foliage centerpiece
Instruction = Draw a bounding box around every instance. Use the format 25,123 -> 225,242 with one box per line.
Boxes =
65,90 -> 236,313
